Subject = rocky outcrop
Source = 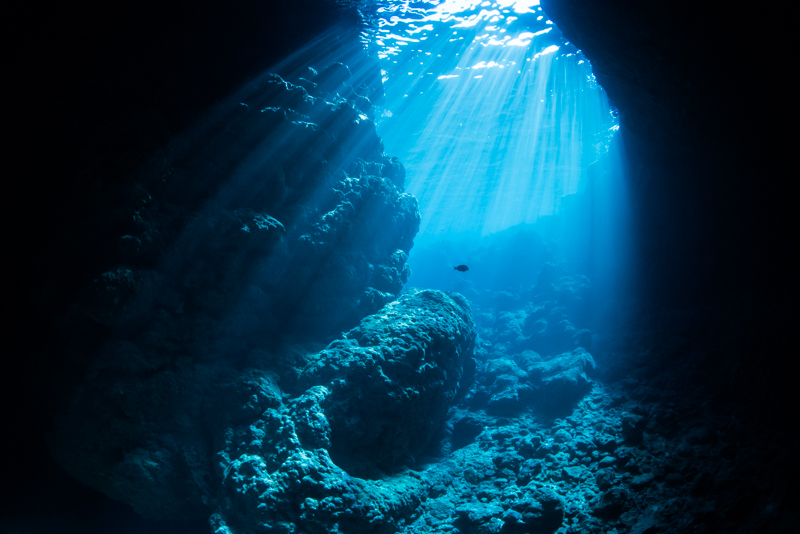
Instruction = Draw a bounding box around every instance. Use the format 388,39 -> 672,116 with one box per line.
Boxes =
298,289 -> 477,469
53,288 -> 476,526
50,63 -> 422,521
114,71 -> 418,342
209,289 -> 476,533
63,65 -> 420,347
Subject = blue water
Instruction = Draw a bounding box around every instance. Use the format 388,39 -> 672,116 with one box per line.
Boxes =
371,0 -> 631,295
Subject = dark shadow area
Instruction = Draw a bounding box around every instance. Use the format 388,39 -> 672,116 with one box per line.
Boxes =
0,455 -> 208,534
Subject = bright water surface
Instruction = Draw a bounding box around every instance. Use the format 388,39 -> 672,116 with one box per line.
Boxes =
369,0 -> 629,291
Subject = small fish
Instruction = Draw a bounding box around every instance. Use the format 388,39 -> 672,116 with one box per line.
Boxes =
454,265 -> 469,272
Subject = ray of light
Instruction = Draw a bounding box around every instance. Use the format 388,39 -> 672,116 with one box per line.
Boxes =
373,1 -> 619,240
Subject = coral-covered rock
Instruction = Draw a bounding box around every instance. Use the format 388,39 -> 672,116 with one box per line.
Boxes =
208,291 -> 475,533
473,347 -> 596,415
72,68 -> 419,347
54,287 -> 475,528
298,288 -> 477,468
51,64 -> 423,522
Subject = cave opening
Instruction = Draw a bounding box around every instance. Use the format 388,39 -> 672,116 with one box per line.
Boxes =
375,0 -> 612,235
371,0 -> 633,336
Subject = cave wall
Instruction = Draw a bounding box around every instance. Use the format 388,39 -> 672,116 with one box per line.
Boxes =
541,0 -> 794,302
541,0 -> 796,426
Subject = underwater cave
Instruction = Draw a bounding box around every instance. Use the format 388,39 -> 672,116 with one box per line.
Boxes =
5,0 -> 795,533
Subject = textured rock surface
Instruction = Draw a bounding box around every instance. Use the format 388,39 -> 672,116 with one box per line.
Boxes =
54,287 -> 477,527
299,289 -> 477,469
115,72 -> 418,342
49,62 -> 420,521
210,289 -> 476,534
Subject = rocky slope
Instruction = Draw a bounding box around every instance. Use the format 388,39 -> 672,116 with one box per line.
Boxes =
49,60 -> 425,523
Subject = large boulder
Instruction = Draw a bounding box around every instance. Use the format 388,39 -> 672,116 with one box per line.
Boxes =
52,289 -> 476,527
298,288 -> 477,469
210,290 -> 476,533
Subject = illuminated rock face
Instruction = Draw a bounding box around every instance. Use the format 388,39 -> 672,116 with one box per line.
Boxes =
50,63 -> 422,521
53,288 -> 478,527
73,69 -> 419,346
298,289 -> 477,470
211,289 -> 476,534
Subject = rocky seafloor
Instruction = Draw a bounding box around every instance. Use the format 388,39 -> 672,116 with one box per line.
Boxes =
42,53 -> 790,534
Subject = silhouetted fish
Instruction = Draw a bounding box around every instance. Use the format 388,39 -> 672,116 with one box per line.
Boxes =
454,265 -> 469,272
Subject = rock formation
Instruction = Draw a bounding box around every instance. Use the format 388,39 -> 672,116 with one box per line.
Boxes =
49,60 -> 430,523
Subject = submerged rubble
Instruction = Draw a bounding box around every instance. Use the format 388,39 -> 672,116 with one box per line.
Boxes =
204,243 -> 759,534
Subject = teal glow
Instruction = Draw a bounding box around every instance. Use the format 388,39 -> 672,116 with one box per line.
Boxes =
373,0 -> 622,241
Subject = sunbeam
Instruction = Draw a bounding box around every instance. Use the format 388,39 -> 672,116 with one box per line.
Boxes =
373,0 -> 619,240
